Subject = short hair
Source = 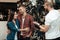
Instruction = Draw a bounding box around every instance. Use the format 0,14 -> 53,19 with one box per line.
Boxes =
44,1 -> 53,8
18,5 -> 26,8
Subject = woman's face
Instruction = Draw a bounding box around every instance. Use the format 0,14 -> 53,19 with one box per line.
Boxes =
14,12 -> 18,19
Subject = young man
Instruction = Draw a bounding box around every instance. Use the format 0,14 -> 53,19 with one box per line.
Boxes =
33,2 -> 60,40
17,5 -> 34,40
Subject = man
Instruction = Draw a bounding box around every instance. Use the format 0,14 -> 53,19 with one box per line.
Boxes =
33,2 -> 60,40
17,5 -> 34,40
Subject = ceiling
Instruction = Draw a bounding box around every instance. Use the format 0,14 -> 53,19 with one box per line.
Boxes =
0,0 -> 19,2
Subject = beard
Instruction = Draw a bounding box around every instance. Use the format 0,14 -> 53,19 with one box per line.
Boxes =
20,12 -> 24,15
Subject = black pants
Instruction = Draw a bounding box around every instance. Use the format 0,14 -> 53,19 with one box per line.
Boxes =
46,37 -> 60,40
18,36 -> 30,40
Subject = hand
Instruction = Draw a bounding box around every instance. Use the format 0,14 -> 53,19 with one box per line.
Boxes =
33,21 -> 40,26
6,29 -> 10,34
24,27 -> 29,32
20,27 -> 29,32
19,29 -> 25,31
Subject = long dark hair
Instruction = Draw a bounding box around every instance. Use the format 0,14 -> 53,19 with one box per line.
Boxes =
8,11 -> 15,22
7,11 -> 15,29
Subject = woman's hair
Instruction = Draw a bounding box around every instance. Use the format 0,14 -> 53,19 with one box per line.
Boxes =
8,11 -> 15,22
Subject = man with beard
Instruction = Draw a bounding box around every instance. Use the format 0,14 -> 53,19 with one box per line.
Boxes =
17,5 -> 34,40
33,2 -> 60,40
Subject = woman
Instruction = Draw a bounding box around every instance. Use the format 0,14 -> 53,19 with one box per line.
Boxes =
6,11 -> 20,40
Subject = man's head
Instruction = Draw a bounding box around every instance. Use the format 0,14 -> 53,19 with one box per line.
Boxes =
18,5 -> 26,15
43,2 -> 53,10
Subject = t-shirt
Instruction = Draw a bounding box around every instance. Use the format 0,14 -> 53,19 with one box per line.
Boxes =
45,9 -> 60,39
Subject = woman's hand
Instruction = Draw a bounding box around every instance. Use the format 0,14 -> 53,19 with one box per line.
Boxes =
6,29 -> 10,34
19,27 -> 29,32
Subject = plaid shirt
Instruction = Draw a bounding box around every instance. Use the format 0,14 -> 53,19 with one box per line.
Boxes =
17,12 -> 34,38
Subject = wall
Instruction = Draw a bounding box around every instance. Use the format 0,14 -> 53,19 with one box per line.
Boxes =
0,21 -> 7,40
0,0 -> 19,2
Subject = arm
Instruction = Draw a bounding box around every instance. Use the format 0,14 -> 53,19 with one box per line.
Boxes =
33,14 -> 54,32
20,27 -> 29,32
7,22 -> 19,32
6,29 -> 11,34
30,16 -> 34,30
28,16 -> 34,36
33,22 -> 49,32
39,25 -> 49,32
